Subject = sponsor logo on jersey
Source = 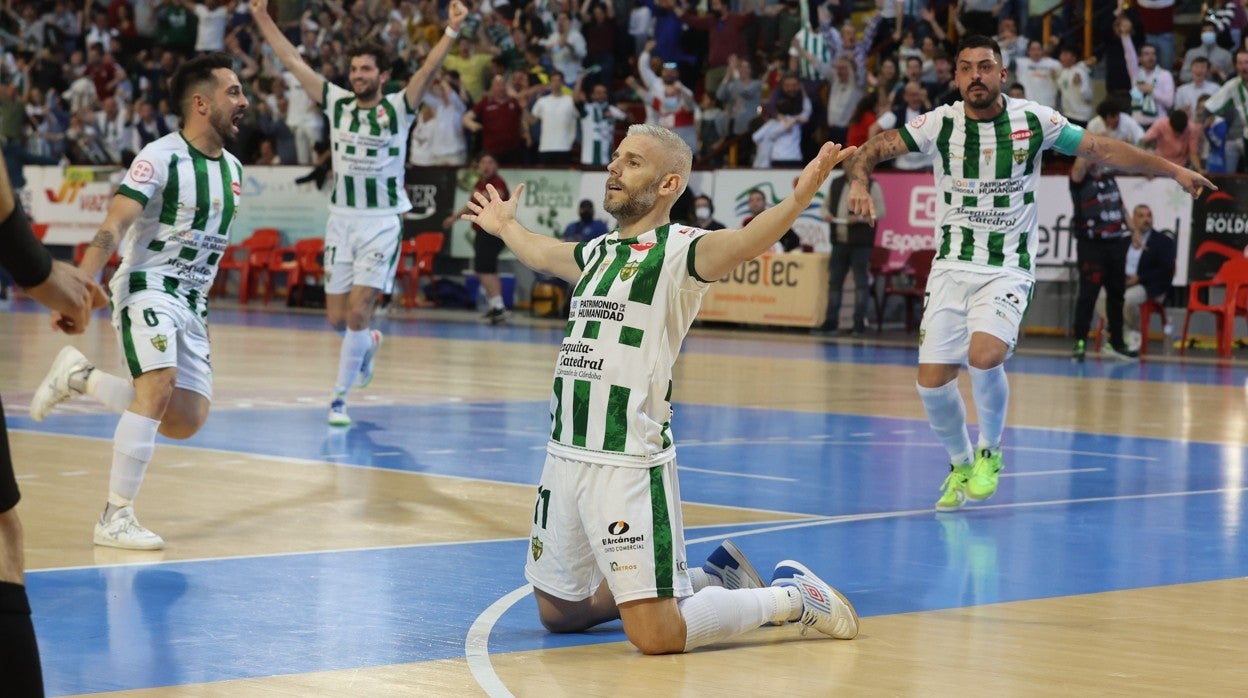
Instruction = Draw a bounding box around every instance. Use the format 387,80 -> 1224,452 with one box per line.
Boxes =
629,242 -> 655,252
231,181 -> 242,197
607,521 -> 630,535
1010,129 -> 1033,141
609,561 -> 638,572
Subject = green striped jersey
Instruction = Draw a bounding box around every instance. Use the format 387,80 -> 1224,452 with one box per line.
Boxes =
899,96 -> 1084,279
322,82 -> 417,216
547,223 -> 713,467
114,132 -> 243,318
579,101 -> 626,166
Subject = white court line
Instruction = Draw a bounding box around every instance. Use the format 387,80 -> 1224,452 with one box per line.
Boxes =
677,466 -> 797,482
1005,468 -> 1104,478
464,484 -> 1248,697
679,439 -> 1160,463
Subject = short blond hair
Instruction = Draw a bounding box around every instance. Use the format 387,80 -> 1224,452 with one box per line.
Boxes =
626,123 -> 692,196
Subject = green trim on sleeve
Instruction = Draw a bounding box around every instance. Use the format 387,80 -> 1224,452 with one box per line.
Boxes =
898,125 -> 920,153
116,184 -> 149,207
1053,121 -> 1085,156
687,234 -> 713,284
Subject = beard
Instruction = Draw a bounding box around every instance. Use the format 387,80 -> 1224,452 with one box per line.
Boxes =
962,82 -> 1000,110
353,78 -> 381,101
209,106 -> 239,143
604,175 -> 661,222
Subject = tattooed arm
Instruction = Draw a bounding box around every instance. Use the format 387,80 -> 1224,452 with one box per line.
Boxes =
1073,130 -> 1215,199
78,195 -> 144,278
843,129 -> 910,223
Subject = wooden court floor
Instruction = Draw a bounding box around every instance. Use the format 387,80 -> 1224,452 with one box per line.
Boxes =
1,302 -> 1245,696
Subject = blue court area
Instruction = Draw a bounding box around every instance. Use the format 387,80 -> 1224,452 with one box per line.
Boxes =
18,397 -> 1248,694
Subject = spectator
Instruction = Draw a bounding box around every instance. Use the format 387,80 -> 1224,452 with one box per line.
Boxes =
1014,39 -> 1061,110
845,92 -> 879,148
627,0 -> 653,54
129,98 -> 170,154
823,56 -> 863,146
464,74 -> 527,165
1104,13 -> 1139,95
679,0 -> 752,95
280,69 -> 322,165
926,51 -> 959,105
870,81 -> 933,171
1181,20 -> 1234,83
1057,45 -> 1094,126
1198,94 -> 1231,172
84,10 -> 119,52
256,135 -> 282,164
1142,109 -> 1201,170
541,12 -> 586,86
742,188 -> 800,252
530,71 -> 579,165
820,172 -> 883,336
1124,40 -> 1174,128
444,37 -> 495,103
1087,98 -> 1146,146
574,78 -> 625,167
1175,56 -> 1221,120
754,73 -> 810,168
193,0 -> 230,54
562,199 -> 609,242
409,103 -> 438,166
1133,0 -> 1176,71
960,0 -> 1002,40
993,17 -> 1028,71
156,0 -> 196,56
1205,0 -> 1246,50
1117,204 -> 1176,352
716,54 -> 760,138
691,193 -> 726,230
696,92 -> 728,165
419,73 -> 469,166
1203,48 -> 1248,173
94,96 -> 129,164
443,152 -> 511,324
628,41 -> 696,153
1068,157 -> 1132,361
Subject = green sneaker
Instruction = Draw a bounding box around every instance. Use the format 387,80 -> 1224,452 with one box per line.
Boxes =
935,464 -> 972,511
1072,339 -> 1086,362
966,448 -> 1003,501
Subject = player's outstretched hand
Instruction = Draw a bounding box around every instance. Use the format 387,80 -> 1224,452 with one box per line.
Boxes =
27,261 -> 110,335
1176,168 -> 1217,199
464,182 -> 526,237
793,142 -> 856,208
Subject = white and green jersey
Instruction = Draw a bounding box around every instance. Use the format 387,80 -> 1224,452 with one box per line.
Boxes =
899,96 -> 1084,280
322,81 -> 416,216
547,223 -> 713,467
578,101 -> 626,166
114,132 -> 243,318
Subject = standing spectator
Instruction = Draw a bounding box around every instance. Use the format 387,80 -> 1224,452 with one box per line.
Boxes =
562,198 -> 609,242
1204,48 -> 1248,172
820,173 -> 883,336
627,0 -> 653,54
280,69 -> 322,165
993,16 -> 1028,70
85,10 -> 120,52
1124,40 -> 1174,128
1103,13 -> 1139,96
94,95 -> 130,163
628,41 -> 696,152
926,51 -> 960,106
420,73 -> 469,166
156,0 -> 196,56
530,71 -> 579,165
541,12 -> 586,86
1181,20 -> 1233,83
753,74 -> 810,168
695,92 -> 728,165
255,135 -> 282,163
1056,45 -> 1094,126
680,0 -> 753,95
87,46 -> 126,103
444,37 -> 495,103
443,153 -> 510,324
578,0 -> 616,91
1068,155 -> 1132,361
960,0 -> 1003,40
192,0 -> 230,54
845,92 -> 879,148
464,74 -> 527,165
1175,57 -> 1221,120
716,54 -> 760,139
409,103 -> 438,166
869,81 -> 932,171
1198,93 -> 1231,172
1013,39 -> 1061,111
1142,109 -> 1201,170
1133,0 -> 1176,71
575,77 -> 626,167
1205,0 -> 1247,50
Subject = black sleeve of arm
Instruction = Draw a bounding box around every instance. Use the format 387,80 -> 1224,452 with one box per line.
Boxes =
0,203 -> 54,289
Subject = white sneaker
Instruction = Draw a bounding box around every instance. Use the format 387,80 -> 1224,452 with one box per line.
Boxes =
1126,330 -> 1142,352
770,560 -> 858,639
328,397 -> 351,426
357,330 -> 383,388
94,506 -> 165,550
30,346 -> 92,421
702,539 -> 764,590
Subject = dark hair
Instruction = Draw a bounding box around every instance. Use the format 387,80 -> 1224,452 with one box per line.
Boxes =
850,92 -> 877,122
1169,109 -> 1189,133
955,34 -> 1004,65
346,39 -> 392,74
1191,56 -> 1211,67
169,52 -> 234,119
694,194 -> 713,213
1096,98 -> 1123,119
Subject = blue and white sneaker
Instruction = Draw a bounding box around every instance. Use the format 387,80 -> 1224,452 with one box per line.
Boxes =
357,330 -> 383,388
770,560 -> 858,639
703,539 -> 764,590
328,397 -> 351,427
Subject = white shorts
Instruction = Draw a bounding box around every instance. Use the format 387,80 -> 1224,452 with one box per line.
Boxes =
918,268 -> 1033,365
524,452 -> 692,605
111,291 -> 213,399
324,212 -> 403,295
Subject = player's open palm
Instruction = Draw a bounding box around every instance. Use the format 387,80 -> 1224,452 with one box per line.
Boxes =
464,182 -> 526,237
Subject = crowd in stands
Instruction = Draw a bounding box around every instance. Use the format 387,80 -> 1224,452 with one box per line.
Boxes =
1,0 -> 1247,180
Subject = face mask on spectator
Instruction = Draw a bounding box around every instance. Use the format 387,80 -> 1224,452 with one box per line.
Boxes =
695,206 -> 711,220
1202,31 -> 1217,46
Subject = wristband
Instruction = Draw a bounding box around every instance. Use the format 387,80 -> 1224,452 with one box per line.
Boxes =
0,203 -> 54,289
445,26 -> 459,39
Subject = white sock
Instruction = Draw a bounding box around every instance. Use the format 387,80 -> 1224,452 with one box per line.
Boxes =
969,364 -> 1009,451
917,379 -> 974,465
83,369 -> 136,412
489,295 -> 505,311
679,586 -> 794,652
107,411 -> 160,515
334,328 -> 373,395
688,567 -> 717,592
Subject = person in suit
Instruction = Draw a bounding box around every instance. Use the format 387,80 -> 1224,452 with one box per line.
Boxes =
1120,204 -> 1176,351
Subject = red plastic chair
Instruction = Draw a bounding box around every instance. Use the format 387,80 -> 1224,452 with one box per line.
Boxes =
877,249 -> 936,333
1180,256 -> 1248,358
1094,297 -> 1168,356
395,233 -> 445,308
73,242 -> 122,286
213,228 -> 281,302
262,238 -> 325,304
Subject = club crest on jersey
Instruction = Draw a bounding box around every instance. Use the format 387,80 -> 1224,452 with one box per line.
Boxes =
530,536 -> 544,561
151,335 -> 168,352
620,260 -> 640,281
1013,149 -> 1027,164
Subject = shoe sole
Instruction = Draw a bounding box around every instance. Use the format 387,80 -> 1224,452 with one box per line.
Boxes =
328,415 -> 352,427
30,345 -> 88,421
93,529 -> 165,551
773,560 -> 859,640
